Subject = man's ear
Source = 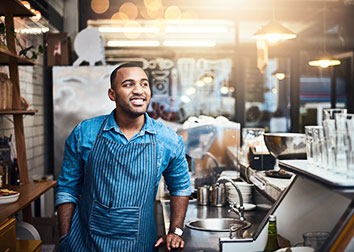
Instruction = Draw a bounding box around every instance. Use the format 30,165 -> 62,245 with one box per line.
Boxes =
108,88 -> 116,101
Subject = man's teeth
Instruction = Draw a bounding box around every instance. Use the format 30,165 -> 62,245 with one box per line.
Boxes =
131,99 -> 144,105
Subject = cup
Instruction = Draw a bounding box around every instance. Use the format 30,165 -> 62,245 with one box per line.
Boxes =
322,108 -> 347,120
303,231 -> 329,252
197,185 -> 210,206
210,184 -> 226,207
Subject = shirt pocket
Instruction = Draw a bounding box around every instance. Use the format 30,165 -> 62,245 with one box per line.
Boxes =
89,201 -> 140,240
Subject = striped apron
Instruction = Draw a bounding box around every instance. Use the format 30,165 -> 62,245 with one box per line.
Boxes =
59,117 -> 158,251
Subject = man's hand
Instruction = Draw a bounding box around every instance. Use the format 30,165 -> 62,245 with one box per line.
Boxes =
154,233 -> 184,250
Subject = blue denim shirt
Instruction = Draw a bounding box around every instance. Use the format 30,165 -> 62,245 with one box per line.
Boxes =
56,110 -> 191,206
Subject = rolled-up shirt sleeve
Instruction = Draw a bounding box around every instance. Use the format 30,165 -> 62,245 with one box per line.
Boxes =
56,124 -> 84,206
163,135 -> 192,196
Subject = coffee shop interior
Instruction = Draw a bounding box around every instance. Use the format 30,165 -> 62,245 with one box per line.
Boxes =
0,0 -> 353,251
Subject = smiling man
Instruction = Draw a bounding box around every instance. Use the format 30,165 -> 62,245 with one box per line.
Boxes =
56,63 -> 191,251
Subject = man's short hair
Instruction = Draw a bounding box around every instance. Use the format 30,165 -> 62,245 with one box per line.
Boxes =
110,62 -> 148,88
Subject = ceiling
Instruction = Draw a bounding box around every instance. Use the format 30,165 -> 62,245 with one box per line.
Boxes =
82,0 -> 354,54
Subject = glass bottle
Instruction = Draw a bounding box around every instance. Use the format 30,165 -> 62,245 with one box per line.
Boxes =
10,158 -> 20,185
264,215 -> 280,252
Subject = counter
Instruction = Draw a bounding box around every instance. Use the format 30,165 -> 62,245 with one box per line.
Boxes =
160,199 -> 269,252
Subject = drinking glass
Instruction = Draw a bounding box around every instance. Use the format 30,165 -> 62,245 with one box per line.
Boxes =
303,231 -> 329,252
345,114 -> 354,178
305,126 -> 315,168
322,108 -> 347,120
335,114 -> 348,174
305,126 -> 325,170
322,119 -> 336,172
240,128 -> 265,163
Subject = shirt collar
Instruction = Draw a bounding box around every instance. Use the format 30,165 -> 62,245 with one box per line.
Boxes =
104,109 -> 156,135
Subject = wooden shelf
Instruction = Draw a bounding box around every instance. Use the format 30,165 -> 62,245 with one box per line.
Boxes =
0,0 -> 34,17
0,47 -> 35,65
0,181 -> 57,224
0,109 -> 37,115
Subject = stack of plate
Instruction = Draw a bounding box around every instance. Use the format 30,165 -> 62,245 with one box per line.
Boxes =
220,170 -> 240,181
225,181 -> 253,204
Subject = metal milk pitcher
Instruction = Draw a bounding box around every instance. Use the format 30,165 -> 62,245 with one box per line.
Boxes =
197,185 -> 210,206
210,184 -> 225,207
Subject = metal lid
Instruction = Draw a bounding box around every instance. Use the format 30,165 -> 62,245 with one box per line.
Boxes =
269,215 -> 276,221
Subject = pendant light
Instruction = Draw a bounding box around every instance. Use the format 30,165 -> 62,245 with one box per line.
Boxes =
272,71 -> 286,80
308,3 -> 341,68
252,0 -> 296,43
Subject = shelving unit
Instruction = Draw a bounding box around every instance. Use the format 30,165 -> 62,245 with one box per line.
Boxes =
1,0 -> 35,184
0,0 -> 57,224
0,47 -> 35,65
0,109 -> 38,115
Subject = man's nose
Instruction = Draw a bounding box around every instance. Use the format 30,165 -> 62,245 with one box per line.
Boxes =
132,84 -> 144,94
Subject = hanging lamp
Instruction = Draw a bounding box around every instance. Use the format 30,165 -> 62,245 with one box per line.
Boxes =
308,4 -> 341,68
272,70 -> 286,80
252,0 -> 296,43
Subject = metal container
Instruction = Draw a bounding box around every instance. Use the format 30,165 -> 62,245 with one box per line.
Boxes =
264,133 -> 306,160
210,184 -> 226,207
197,186 -> 210,206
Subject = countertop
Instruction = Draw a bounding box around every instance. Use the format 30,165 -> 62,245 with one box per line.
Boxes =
160,200 -> 269,252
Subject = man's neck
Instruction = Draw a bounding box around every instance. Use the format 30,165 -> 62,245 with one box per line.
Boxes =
114,110 -> 146,140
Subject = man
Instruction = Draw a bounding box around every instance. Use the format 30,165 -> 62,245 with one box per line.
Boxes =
56,63 -> 191,251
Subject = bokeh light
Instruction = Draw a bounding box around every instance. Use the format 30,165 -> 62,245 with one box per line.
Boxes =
30,9 -> 41,21
111,12 -> 129,20
147,7 -> 164,19
91,0 -> 109,14
186,87 -> 196,96
119,2 -> 138,20
21,1 -> 31,9
164,6 -> 181,20
144,0 -> 162,12
220,86 -> 229,95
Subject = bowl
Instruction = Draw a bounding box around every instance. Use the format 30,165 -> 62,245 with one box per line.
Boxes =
0,192 -> 20,205
264,133 -> 306,160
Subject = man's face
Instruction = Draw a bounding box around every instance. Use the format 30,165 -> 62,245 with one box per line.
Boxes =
108,67 -> 151,117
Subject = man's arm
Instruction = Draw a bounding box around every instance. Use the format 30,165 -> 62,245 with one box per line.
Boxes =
169,195 -> 189,232
155,196 -> 189,250
58,202 -> 76,237
56,124 -> 85,239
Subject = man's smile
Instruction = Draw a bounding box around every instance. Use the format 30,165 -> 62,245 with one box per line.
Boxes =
130,97 -> 146,106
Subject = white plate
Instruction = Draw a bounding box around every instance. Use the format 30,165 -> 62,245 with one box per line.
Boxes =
275,247 -> 314,252
0,192 -> 20,204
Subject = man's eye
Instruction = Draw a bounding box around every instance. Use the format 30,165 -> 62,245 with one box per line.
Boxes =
123,83 -> 134,87
141,82 -> 149,87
